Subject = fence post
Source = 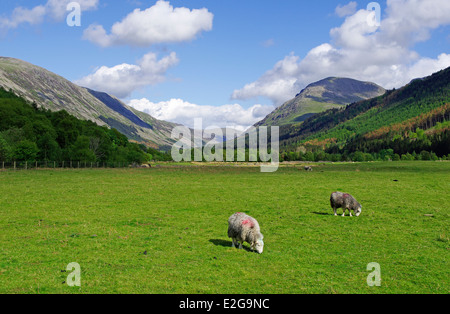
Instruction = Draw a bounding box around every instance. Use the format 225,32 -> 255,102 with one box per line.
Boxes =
25,161 -> 27,170
14,161 -> 16,170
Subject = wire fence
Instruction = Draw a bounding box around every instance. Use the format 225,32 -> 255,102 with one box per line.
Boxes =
0,161 -> 136,170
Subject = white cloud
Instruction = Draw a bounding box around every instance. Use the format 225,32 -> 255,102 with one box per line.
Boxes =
46,0 -> 98,20
335,2 -> 358,17
261,38 -> 275,48
0,0 -> 98,29
0,5 -> 47,29
231,54 -> 302,105
382,0 -> 450,46
406,53 -> 450,79
232,0 -> 450,106
76,52 -> 179,98
83,0 -> 213,47
128,98 -> 274,131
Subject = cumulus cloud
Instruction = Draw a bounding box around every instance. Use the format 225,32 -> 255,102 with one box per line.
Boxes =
0,5 -> 47,29
232,0 -> 450,106
231,54 -> 302,105
127,98 -> 274,131
0,0 -> 98,29
83,0 -> 214,47
406,53 -> 450,79
76,52 -> 179,98
382,0 -> 450,46
335,1 -> 358,17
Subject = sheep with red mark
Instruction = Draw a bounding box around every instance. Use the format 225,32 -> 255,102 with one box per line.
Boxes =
330,192 -> 362,217
228,212 -> 264,254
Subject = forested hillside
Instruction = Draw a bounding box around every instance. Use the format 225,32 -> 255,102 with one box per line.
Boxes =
279,67 -> 450,162
0,57 -> 178,147
0,88 -> 171,164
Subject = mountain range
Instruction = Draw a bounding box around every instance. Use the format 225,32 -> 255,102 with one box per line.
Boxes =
1,56 -> 449,158
0,57 -> 177,149
256,77 -> 386,127
278,66 -> 450,157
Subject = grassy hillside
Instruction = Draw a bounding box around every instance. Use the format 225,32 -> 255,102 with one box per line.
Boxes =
257,77 -> 385,127
0,163 -> 448,293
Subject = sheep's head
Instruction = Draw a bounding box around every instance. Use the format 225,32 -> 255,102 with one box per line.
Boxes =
355,206 -> 362,217
253,236 -> 264,254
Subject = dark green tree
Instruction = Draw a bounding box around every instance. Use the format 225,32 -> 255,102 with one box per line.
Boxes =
13,140 -> 39,162
0,134 -> 12,161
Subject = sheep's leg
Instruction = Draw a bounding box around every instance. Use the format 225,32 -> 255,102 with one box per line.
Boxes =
231,239 -> 236,248
349,210 -> 353,217
239,241 -> 243,249
333,207 -> 337,216
342,208 -> 346,217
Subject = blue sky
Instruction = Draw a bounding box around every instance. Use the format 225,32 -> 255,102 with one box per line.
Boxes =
1,0 -> 449,130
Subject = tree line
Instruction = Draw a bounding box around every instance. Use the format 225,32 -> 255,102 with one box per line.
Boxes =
0,87 -> 171,164
280,148 -> 450,163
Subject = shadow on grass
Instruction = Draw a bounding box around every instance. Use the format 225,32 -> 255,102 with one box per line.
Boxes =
209,239 -> 253,252
209,239 -> 231,247
312,211 -> 334,216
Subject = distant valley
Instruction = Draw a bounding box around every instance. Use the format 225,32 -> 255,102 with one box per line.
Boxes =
1,56 -> 449,162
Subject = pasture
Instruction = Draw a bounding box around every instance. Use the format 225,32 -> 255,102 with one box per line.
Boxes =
0,162 -> 448,294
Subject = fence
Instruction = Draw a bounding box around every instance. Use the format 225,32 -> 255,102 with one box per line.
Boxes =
0,161 -> 133,170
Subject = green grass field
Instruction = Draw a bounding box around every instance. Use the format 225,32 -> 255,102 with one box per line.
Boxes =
0,162 -> 448,294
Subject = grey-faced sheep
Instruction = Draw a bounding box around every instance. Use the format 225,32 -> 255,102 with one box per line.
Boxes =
228,212 -> 264,254
304,166 -> 313,171
330,192 -> 362,217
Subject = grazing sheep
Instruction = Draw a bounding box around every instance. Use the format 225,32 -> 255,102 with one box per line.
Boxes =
330,192 -> 362,217
304,166 -> 313,171
228,212 -> 264,254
